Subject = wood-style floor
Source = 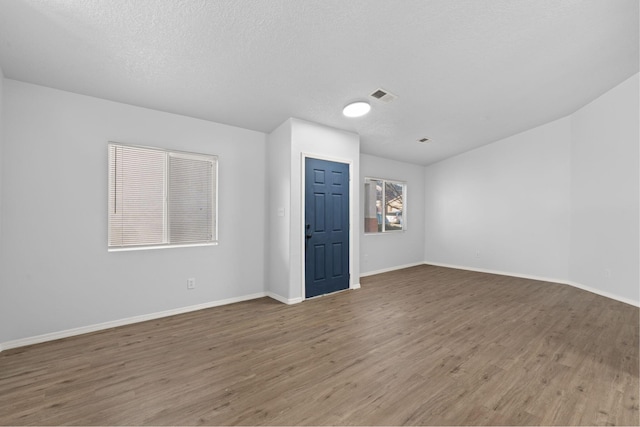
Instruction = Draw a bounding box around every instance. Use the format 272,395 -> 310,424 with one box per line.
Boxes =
1,265 -> 638,426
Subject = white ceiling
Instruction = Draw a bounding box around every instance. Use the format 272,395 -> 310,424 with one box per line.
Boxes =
0,0 -> 637,165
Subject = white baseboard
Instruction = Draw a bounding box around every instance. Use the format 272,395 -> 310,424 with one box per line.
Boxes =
266,292 -> 303,305
360,262 -> 425,278
423,261 -> 566,283
268,285 -> 360,304
424,261 -> 639,307
3,265 -> 635,353
563,280 -> 639,307
0,292 -> 268,352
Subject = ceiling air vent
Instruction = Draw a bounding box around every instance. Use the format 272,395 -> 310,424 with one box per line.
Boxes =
417,137 -> 430,144
370,88 -> 397,103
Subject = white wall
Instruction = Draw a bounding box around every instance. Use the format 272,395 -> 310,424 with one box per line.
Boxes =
424,117 -> 572,280
266,119 -> 292,300
570,74 -> 639,304
423,73 -> 639,306
0,66 -> 4,264
0,80 -> 267,345
360,154 -> 425,275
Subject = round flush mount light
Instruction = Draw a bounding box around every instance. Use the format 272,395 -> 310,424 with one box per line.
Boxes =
342,101 -> 371,118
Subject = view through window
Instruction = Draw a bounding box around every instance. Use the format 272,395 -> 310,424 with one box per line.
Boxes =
364,177 -> 406,233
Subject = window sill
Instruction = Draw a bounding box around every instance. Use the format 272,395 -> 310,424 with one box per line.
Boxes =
364,230 -> 406,235
108,241 -> 218,252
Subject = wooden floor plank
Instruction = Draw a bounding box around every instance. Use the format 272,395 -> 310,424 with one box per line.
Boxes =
0,265 -> 637,425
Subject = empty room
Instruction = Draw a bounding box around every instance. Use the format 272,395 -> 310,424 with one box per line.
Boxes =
0,0 -> 638,425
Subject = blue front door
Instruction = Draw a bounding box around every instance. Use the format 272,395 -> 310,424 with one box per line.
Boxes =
305,158 -> 350,298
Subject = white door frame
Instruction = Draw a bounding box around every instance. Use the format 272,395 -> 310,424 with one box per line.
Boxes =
300,153 -> 354,301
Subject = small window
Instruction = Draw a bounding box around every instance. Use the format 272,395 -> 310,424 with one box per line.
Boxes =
108,143 -> 217,250
364,177 -> 406,233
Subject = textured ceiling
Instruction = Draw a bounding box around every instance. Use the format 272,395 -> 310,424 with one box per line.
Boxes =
0,0 -> 637,165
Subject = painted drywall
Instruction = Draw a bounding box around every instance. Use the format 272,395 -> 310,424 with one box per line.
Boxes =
570,74 -> 639,304
424,117 -> 572,281
290,119 -> 360,300
0,67 -> 4,263
423,74 -> 639,306
360,154 -> 425,275
266,119 -> 292,301
0,80 -> 267,344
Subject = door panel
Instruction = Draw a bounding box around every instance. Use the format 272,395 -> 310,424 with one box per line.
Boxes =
332,242 -> 343,277
305,158 -> 349,298
314,194 -> 325,231
314,245 -> 326,280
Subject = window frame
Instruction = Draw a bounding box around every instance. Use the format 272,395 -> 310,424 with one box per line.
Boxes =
364,176 -> 407,234
108,142 -> 218,252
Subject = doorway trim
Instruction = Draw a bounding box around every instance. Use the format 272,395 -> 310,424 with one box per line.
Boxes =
300,153 -> 356,302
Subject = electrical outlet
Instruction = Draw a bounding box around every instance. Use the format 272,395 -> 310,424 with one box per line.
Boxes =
475,250 -> 481,259
187,278 -> 196,289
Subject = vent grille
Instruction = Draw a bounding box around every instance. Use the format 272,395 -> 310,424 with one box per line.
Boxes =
369,88 -> 397,103
371,89 -> 387,99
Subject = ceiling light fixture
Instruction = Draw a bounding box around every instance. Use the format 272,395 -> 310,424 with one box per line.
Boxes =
342,101 -> 371,118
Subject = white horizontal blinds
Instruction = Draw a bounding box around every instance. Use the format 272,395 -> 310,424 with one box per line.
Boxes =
108,144 -> 166,248
108,144 -> 123,246
168,153 -> 216,244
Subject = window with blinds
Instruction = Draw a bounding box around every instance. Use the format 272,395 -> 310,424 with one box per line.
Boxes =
108,143 -> 217,250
